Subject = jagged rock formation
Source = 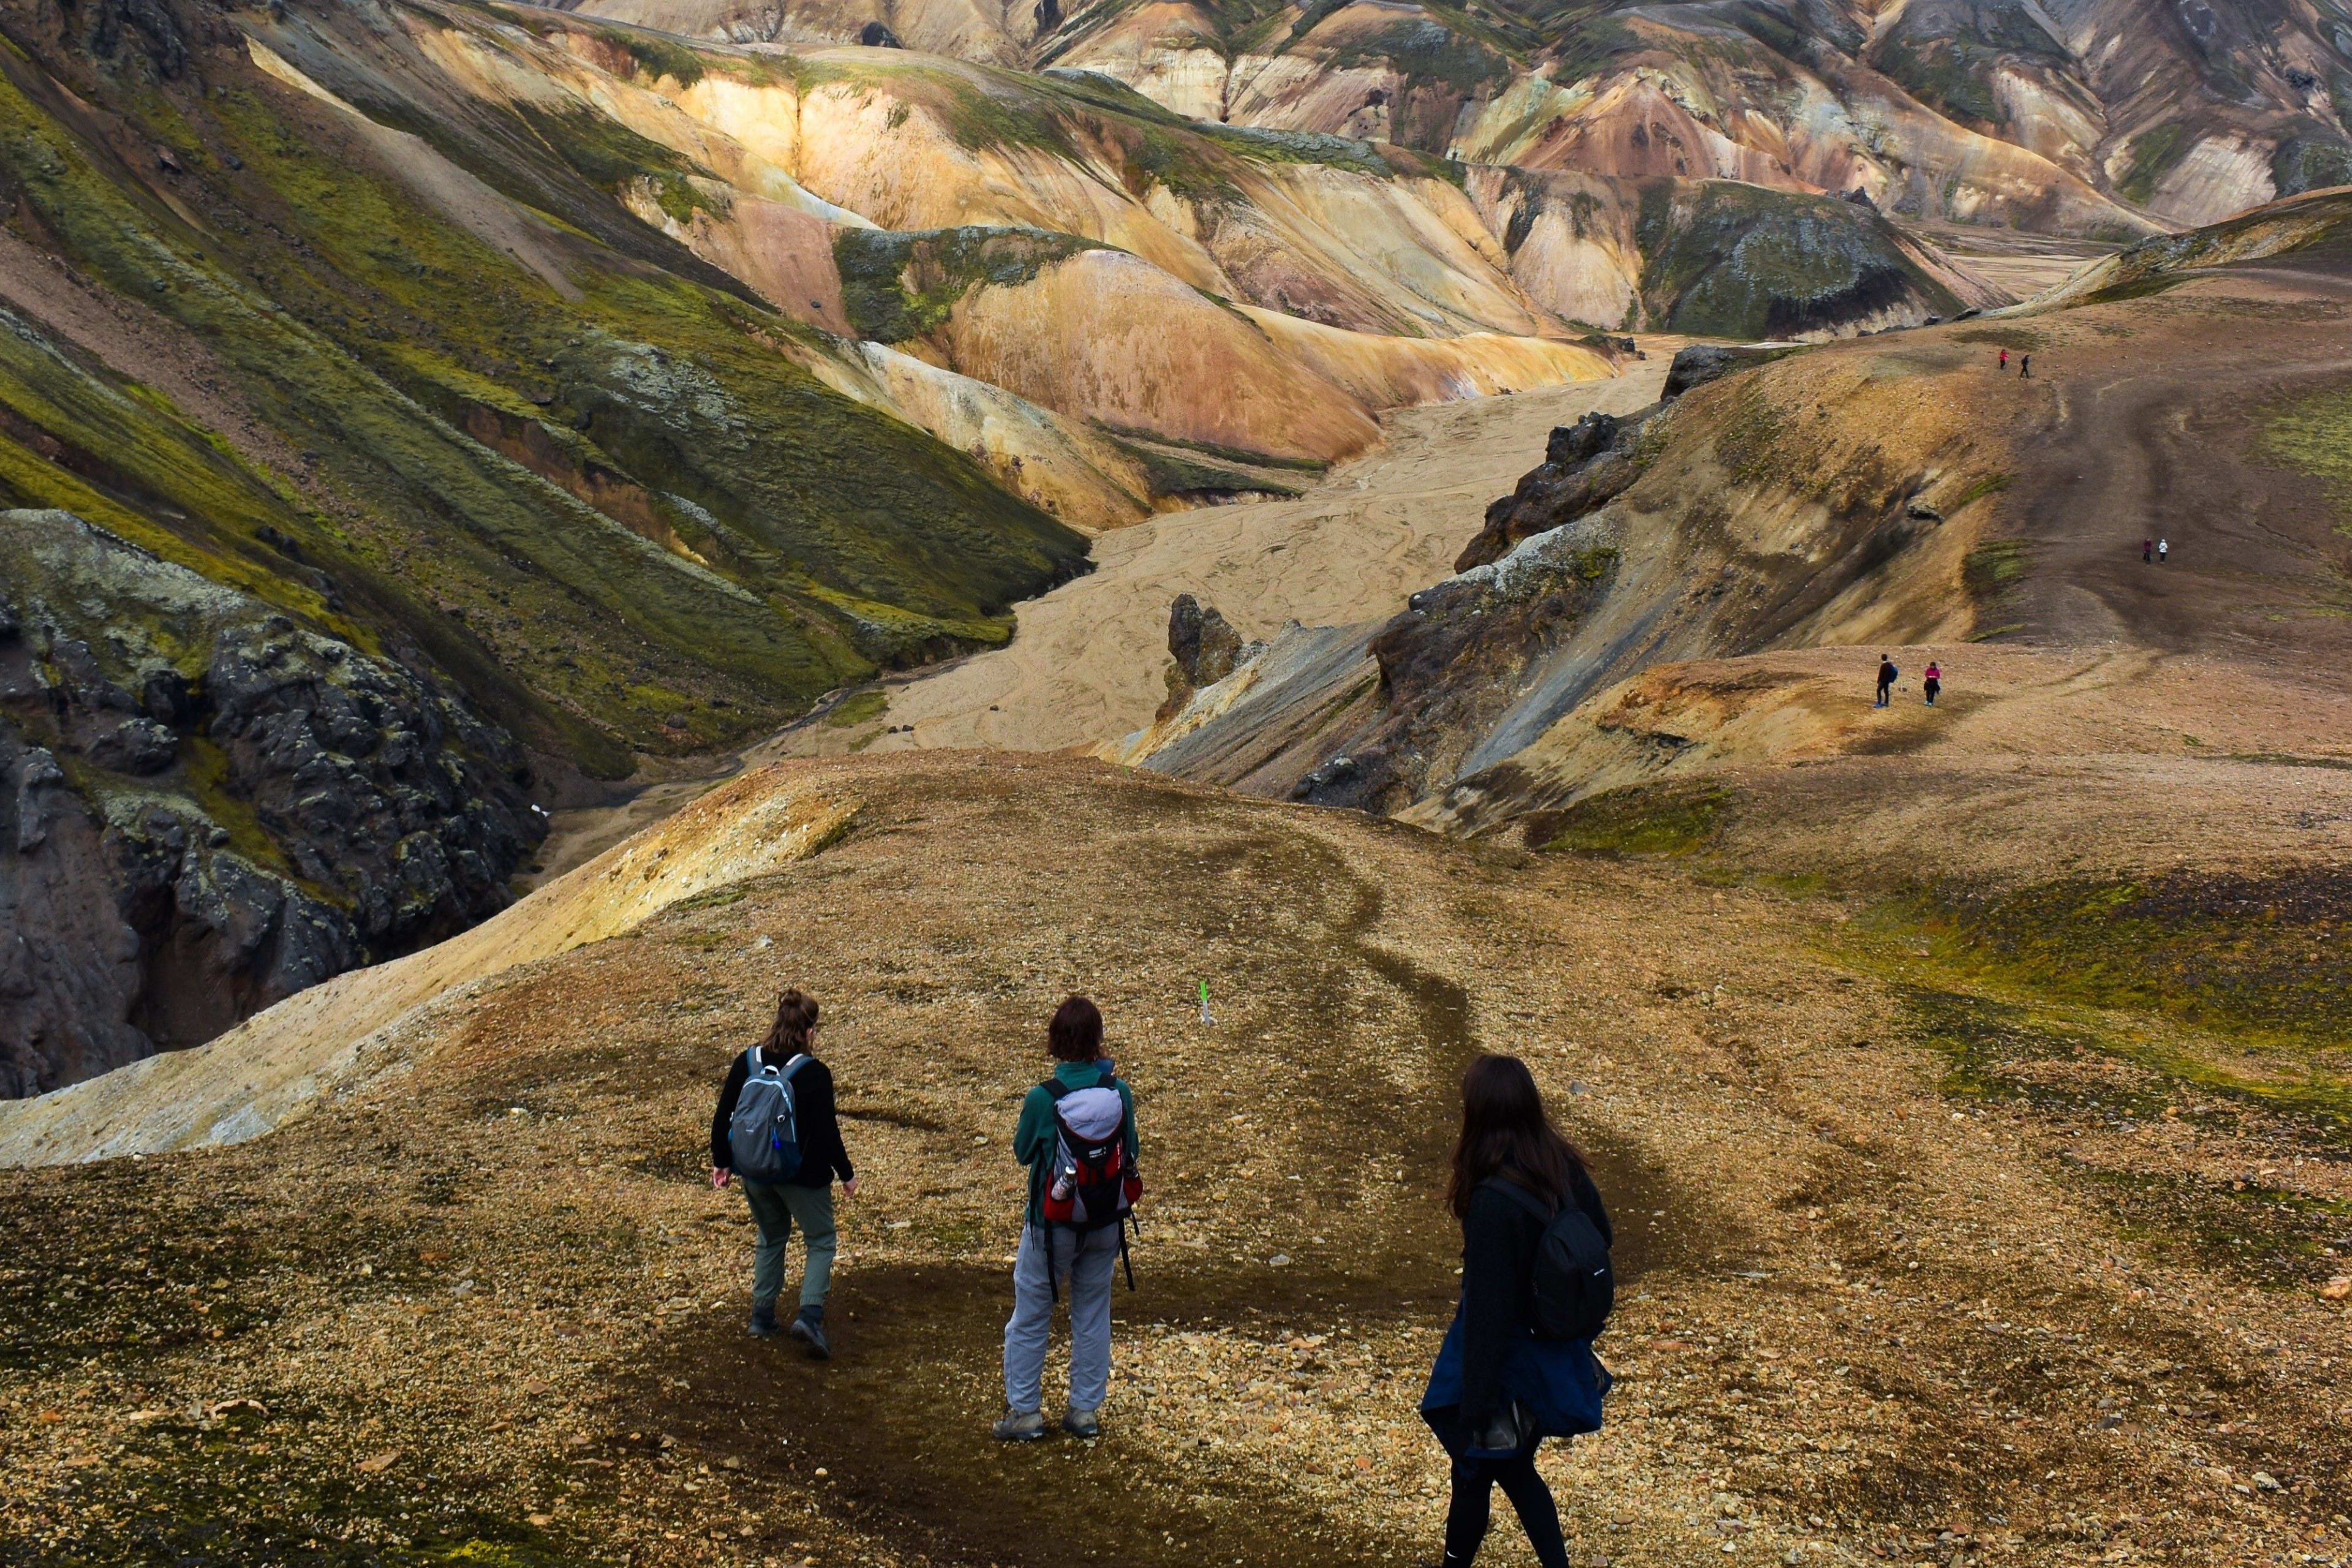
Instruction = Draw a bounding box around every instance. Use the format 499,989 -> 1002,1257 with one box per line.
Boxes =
1156,592 -> 1267,718
1167,594 -> 1253,690
1454,407 -> 1649,570
1,510 -> 540,1095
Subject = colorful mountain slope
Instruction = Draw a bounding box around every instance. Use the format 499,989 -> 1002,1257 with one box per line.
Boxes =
1115,187 -> 2352,820
594,0 -> 2352,232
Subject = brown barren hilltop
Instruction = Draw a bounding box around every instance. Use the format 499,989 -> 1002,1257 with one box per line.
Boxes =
2,742 -> 2347,1566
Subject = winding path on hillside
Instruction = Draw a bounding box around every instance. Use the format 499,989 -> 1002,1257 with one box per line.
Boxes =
775,358 -> 1675,760
1994,263 -> 2352,661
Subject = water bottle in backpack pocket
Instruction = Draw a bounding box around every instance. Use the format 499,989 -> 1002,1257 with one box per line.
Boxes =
727,1049 -> 812,1183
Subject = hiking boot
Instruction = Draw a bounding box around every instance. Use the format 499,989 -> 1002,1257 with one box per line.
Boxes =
992,1408 -> 1049,1441
788,1313 -> 831,1360
1061,1405 -> 1101,1439
748,1297 -> 780,1338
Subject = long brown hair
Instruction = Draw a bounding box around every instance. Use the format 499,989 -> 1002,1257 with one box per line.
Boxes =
1444,1054 -> 1586,1218
760,988 -> 820,1058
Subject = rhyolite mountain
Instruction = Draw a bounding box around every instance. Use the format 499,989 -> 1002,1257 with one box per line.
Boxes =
583,0 -> 2352,232
0,0 -> 2022,1091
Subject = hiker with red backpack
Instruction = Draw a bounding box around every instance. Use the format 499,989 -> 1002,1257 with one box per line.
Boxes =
995,995 -> 1141,1441
1419,1055 -> 1612,1568
711,988 -> 858,1357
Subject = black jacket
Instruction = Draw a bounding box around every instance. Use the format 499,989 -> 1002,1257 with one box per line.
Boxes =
1459,1164 -> 1611,1430
710,1049 -> 854,1188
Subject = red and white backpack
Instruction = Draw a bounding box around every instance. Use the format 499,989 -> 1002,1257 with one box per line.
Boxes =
1041,1075 -> 1141,1232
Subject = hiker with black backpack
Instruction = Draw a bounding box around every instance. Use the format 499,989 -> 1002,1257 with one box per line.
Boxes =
710,988 -> 858,1357
1419,1054 -> 1612,1568
995,995 -> 1141,1442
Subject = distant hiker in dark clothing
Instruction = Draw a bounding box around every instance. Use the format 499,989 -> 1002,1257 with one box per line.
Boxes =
2143,538 -> 2153,563
712,988 -> 857,1355
1419,1055 -> 1611,1568
2158,537 -> 2168,563
1923,661 -> 1942,706
995,995 -> 1140,1442
2019,354 -> 2031,378
1875,655 -> 1898,708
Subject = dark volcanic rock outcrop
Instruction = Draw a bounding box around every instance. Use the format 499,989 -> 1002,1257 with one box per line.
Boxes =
1158,594 -> 1265,720
1660,343 -> 1811,399
1293,523 -> 1623,813
0,511 -> 541,1096
1168,594 -> 1250,688
1455,409 -> 1654,571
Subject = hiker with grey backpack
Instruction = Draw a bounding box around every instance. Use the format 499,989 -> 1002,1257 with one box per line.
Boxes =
711,988 -> 858,1357
995,995 -> 1142,1441
1419,1054 -> 1613,1568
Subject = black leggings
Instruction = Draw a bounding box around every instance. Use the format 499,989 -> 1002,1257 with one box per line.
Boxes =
1442,1449 -> 1569,1568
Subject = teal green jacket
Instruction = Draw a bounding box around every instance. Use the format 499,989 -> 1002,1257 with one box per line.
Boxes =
1014,1061 -> 1139,1226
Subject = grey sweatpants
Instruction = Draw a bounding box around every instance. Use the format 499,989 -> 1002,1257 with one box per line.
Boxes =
1002,1223 -> 1121,1415
741,1179 -> 836,1313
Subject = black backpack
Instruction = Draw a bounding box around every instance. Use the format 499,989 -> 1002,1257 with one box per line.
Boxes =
1490,1179 -> 1614,1341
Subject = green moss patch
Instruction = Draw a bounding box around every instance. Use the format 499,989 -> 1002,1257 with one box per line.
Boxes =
824,688 -> 889,728
1330,20 -> 1513,99
1539,780 -> 1730,857
1101,431 -> 1309,501
1946,470 -> 2010,512
2115,124 -> 2192,206
2260,380 -> 2352,527
1868,36 -> 2003,128
1894,986 -> 2351,1281
1844,872 -> 2352,1136
833,226 -> 1110,343
1962,537 -> 2031,608
594,26 -> 707,88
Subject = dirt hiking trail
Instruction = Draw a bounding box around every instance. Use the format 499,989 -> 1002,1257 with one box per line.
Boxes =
4,754 -> 2345,1567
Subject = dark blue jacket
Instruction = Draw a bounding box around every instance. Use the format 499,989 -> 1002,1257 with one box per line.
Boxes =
1421,1172 -> 1611,1455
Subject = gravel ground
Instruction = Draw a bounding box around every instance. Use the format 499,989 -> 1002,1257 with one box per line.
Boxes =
2,753 -> 2345,1567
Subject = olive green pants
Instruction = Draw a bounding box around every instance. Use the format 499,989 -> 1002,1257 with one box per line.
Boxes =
741,1179 -> 837,1314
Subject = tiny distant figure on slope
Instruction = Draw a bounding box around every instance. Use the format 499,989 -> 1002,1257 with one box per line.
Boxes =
2158,537 -> 2169,563
712,987 -> 859,1357
2020,354 -> 2032,379
1416,1055 -> 1613,1568
1999,348 -> 2008,371
1875,654 -> 1899,708
1923,662 -> 1942,706
995,995 -> 1142,1443
2143,537 -> 2154,564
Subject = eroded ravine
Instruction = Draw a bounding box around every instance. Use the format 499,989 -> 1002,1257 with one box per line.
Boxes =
767,358 -> 1676,761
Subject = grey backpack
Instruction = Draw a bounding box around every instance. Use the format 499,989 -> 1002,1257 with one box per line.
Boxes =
727,1050 -> 812,1182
